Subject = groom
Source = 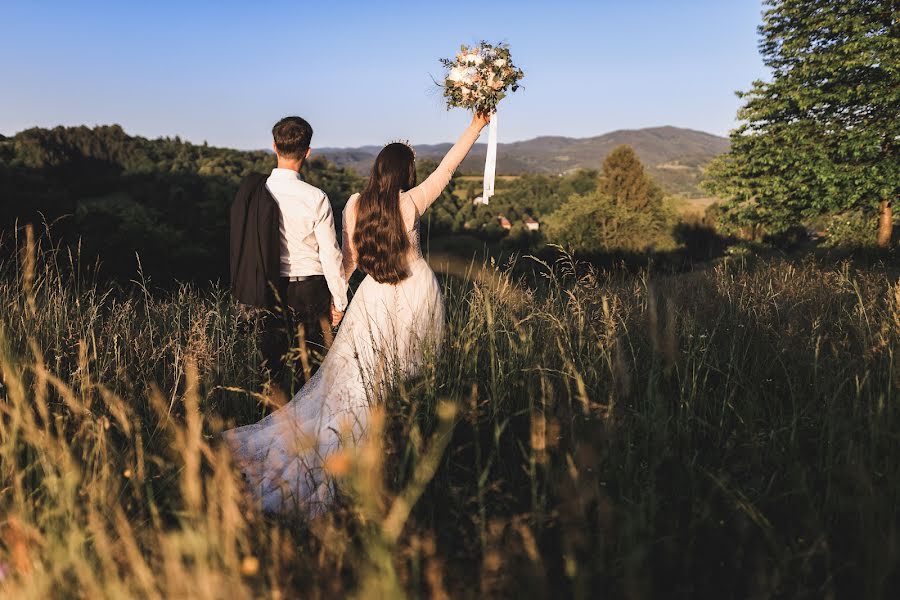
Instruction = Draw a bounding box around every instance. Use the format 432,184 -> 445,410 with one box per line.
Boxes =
230,116 -> 347,387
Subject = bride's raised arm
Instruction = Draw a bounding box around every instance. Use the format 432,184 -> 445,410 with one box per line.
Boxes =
407,113 -> 491,215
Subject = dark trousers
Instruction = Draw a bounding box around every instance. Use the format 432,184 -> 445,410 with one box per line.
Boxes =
259,275 -> 332,391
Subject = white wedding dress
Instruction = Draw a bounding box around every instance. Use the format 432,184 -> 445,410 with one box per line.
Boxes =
223,123 -> 482,515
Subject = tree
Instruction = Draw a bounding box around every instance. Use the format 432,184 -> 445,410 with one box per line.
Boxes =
0,124 -> 362,283
544,191 -> 670,254
601,145 -> 664,211
545,148 -> 672,253
705,0 -> 899,246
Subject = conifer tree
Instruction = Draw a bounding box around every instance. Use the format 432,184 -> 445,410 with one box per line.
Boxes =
601,145 -> 664,211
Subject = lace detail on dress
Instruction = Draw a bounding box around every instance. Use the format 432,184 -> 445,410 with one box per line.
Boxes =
409,205 -> 423,261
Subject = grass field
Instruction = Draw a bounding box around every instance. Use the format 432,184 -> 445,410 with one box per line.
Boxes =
451,175 -> 521,200
668,196 -> 720,218
1,230 -> 898,598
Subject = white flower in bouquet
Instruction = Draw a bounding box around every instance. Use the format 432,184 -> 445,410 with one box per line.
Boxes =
447,66 -> 466,84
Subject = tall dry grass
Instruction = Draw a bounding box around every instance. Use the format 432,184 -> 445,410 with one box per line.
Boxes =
1,227 -> 899,598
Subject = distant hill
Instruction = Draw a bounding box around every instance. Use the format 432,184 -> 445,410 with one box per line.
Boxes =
319,126 -> 730,197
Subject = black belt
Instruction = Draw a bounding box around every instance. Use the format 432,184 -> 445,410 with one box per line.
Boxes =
285,275 -> 322,282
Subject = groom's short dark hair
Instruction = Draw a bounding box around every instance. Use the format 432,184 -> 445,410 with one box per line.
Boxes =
272,116 -> 313,160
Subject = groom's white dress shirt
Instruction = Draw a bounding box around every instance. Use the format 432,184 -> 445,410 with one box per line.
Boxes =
266,168 -> 348,311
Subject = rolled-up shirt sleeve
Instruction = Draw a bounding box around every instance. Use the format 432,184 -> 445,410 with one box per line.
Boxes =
313,192 -> 349,311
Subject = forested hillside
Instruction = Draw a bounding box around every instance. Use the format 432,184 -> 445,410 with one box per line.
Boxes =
0,125 -> 361,282
1,124 -> 700,285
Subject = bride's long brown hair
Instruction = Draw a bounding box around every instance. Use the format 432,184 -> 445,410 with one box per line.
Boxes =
353,142 -> 417,284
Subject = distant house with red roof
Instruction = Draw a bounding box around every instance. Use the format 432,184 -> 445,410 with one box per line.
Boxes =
524,217 -> 540,231
497,216 -> 512,230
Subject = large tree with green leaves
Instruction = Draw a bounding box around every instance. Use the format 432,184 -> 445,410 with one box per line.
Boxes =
545,145 -> 672,253
705,0 -> 899,246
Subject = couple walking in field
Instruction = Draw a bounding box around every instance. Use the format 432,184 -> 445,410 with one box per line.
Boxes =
225,112 -> 491,514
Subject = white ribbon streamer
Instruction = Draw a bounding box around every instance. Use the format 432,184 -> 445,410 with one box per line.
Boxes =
482,112 -> 498,204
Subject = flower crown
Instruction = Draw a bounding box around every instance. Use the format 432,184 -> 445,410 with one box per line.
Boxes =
390,139 -> 416,159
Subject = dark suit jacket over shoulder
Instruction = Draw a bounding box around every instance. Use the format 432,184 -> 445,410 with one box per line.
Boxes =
230,173 -> 282,309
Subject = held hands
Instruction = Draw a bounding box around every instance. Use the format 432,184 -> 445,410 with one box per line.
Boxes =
331,303 -> 344,327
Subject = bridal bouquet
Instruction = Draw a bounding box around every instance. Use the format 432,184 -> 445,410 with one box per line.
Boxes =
440,42 -> 524,114
440,42 -> 524,203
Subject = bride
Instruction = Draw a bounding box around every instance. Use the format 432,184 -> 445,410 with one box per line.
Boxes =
224,113 -> 490,514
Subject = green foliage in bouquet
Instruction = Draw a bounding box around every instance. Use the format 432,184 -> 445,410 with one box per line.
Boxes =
440,41 -> 524,114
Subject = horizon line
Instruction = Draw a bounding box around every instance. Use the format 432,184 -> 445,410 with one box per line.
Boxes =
0,122 -> 732,153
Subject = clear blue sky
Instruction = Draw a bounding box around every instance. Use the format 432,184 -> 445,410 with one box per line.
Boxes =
1,0 -> 767,149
